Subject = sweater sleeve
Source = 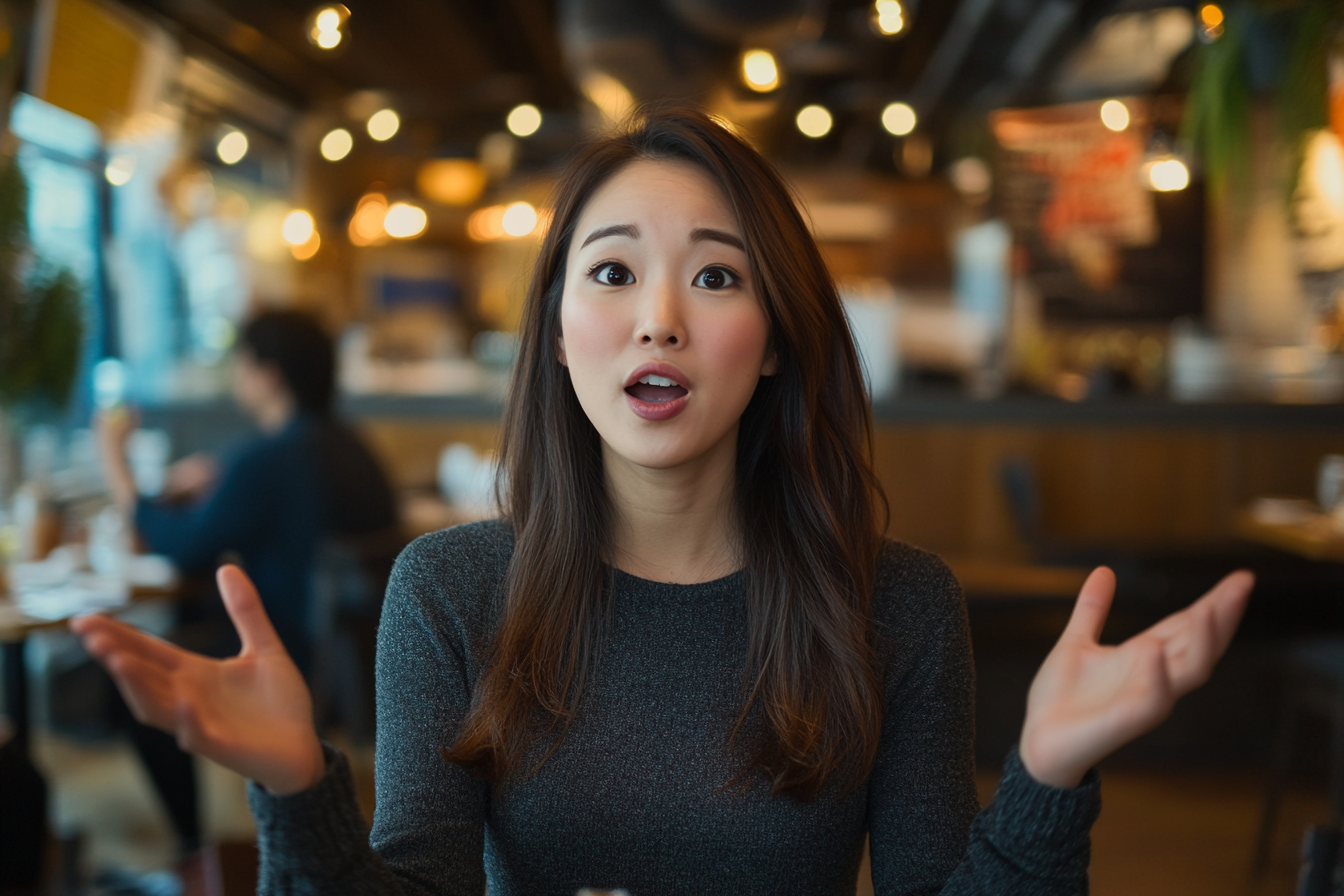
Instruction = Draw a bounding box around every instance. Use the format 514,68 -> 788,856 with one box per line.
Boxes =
247,531 -> 491,896
867,547 -> 1099,896
134,447 -> 270,572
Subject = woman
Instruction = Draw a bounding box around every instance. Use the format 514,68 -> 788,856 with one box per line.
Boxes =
74,108 -> 1253,895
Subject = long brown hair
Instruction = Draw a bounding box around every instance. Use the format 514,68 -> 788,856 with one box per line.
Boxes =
445,107 -> 888,799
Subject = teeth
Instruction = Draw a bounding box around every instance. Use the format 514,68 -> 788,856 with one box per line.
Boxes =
638,374 -> 680,387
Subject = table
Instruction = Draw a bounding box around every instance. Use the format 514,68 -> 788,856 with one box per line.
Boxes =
0,554 -> 178,753
1233,499 -> 1344,563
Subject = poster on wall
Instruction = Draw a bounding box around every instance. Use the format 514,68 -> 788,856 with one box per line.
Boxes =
992,99 -> 1204,322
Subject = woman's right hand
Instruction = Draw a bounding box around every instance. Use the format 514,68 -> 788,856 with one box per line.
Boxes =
70,564 -> 326,796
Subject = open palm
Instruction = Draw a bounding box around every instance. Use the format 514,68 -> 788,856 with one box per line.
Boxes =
70,565 -> 326,795
1019,567 -> 1254,788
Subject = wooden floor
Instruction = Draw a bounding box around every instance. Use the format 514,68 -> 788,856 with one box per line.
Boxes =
36,732 -> 1329,894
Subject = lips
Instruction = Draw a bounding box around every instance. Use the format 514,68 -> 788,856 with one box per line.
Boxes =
624,362 -> 691,421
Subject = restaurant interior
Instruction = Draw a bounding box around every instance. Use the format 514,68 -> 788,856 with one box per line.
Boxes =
1,0 -> 1343,893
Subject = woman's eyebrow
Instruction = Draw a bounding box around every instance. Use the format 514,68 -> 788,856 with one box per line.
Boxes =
580,223 -> 639,248
690,227 -> 744,250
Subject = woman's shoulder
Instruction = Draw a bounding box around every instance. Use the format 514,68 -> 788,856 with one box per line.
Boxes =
870,539 -> 964,635
386,519 -> 515,630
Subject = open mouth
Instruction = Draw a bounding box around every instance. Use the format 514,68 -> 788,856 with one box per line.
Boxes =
625,373 -> 689,404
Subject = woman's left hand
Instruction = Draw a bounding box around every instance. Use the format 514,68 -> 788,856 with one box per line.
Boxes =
1018,566 -> 1253,789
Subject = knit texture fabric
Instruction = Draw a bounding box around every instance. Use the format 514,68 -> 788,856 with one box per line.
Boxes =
250,520 -> 1100,895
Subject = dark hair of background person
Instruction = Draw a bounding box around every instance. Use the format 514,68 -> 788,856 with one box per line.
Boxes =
445,106 -> 890,800
238,310 -> 336,416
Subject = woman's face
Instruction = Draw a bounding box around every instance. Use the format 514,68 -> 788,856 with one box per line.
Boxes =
559,159 -> 776,474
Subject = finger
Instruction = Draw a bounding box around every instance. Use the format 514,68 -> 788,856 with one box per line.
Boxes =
1165,598 -> 1220,695
71,614 -> 186,671
104,650 -> 179,730
1204,570 -> 1254,654
217,565 -> 284,655
1061,567 -> 1117,644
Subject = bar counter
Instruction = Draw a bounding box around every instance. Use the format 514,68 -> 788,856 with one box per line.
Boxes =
141,392 -> 1344,561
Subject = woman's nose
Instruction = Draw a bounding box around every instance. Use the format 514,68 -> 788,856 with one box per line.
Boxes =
633,278 -> 685,348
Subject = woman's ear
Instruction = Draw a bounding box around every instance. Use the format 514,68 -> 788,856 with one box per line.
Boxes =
760,346 -> 778,376
556,335 -> 568,367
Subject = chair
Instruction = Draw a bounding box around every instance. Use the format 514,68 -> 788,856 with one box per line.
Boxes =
1253,636 -> 1344,876
309,527 -> 405,746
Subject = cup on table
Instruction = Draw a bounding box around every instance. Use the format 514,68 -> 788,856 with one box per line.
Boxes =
1319,454 -> 1344,512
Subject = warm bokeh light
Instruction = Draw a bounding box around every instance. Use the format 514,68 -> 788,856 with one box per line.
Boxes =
796,105 -> 833,138
291,231 -> 320,260
501,201 -> 538,237
871,0 -> 906,36
506,104 -> 542,137
417,159 -> 486,205
384,201 -> 428,238
216,129 -> 248,164
314,7 -> 341,31
881,102 -> 916,136
319,127 -> 353,161
741,50 -> 779,92
1200,3 -> 1223,27
367,108 -> 400,141
282,209 -> 315,246
104,154 -> 135,186
308,4 -> 348,49
1146,158 -> 1190,191
1100,99 -> 1130,132
581,72 -> 634,123
349,192 -> 389,246
467,205 -> 506,242
949,157 -> 992,195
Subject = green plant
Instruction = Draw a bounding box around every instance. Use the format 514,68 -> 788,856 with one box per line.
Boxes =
0,151 -> 83,415
1183,0 -> 1342,196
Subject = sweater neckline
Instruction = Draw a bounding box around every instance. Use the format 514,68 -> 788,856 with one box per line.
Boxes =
608,565 -> 744,590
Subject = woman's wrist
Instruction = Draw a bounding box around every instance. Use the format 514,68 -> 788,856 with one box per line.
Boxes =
1017,734 -> 1086,790
263,735 -> 328,796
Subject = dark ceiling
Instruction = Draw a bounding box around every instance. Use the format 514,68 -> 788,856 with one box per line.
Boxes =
118,0 -> 1181,170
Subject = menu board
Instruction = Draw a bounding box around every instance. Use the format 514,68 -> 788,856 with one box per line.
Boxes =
992,100 -> 1204,322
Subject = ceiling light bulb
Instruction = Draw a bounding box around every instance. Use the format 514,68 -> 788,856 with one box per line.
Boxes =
105,153 -> 135,186
796,105 -> 833,139
506,104 -> 542,138
881,102 -> 916,136
291,231 -> 320,260
282,209 -> 315,246
384,202 -> 428,238
1100,99 -> 1130,132
314,7 -> 341,31
315,29 -> 341,49
320,127 -> 353,161
1146,158 -> 1190,192
367,108 -> 400,142
741,49 -> 779,92
216,129 -> 248,164
871,0 -> 906,36
501,201 -> 538,237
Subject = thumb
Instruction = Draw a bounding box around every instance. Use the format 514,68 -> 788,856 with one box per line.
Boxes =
1061,566 -> 1117,645
216,564 -> 284,655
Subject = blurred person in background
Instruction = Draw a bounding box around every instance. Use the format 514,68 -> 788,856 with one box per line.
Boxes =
94,309 -> 399,861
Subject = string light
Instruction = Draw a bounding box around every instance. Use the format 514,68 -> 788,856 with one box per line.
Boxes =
308,4 -> 349,49
216,129 -> 248,165
881,102 -> 916,136
282,209 -> 315,246
320,127 -> 353,161
506,104 -> 542,137
796,105 -> 833,138
384,202 -> 428,238
1100,100 -> 1130,132
741,50 -> 779,92
1198,3 -> 1223,41
870,0 -> 906,37
1145,158 -> 1190,191
367,108 -> 400,141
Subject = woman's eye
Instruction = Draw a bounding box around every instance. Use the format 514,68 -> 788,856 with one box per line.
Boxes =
592,263 -> 633,286
694,267 -> 737,290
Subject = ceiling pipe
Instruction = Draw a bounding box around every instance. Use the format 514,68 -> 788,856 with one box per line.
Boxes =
905,0 -> 999,115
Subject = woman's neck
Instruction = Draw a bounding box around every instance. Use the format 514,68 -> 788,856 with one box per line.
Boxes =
604,436 -> 740,585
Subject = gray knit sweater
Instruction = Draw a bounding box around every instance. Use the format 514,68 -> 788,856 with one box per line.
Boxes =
249,520 -> 1100,895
